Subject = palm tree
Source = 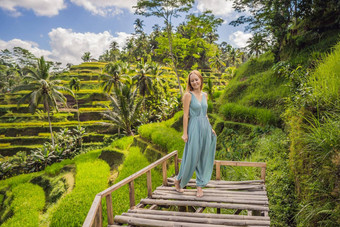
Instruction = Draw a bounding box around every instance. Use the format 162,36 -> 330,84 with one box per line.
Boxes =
205,77 -> 214,101
81,52 -> 91,62
133,58 -> 153,97
110,41 -> 119,51
134,18 -> 145,35
150,62 -> 167,96
101,83 -> 143,136
247,33 -> 268,58
100,61 -> 122,94
209,53 -> 226,73
69,78 -> 81,127
12,56 -> 73,146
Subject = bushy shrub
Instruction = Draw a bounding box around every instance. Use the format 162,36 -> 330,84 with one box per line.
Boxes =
252,129 -> 297,226
284,40 -> 340,226
0,127 -> 85,180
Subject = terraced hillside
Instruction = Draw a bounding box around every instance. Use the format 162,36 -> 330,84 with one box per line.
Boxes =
0,62 -> 113,157
0,62 -> 227,158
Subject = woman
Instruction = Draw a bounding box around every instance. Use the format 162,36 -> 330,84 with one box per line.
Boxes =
174,70 -> 217,197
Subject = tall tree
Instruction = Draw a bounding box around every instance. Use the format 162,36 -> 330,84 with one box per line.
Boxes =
134,0 -> 194,96
69,78 -> 81,127
12,56 -> 73,146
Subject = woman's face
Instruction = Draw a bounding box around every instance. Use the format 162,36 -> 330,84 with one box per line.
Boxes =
190,73 -> 201,90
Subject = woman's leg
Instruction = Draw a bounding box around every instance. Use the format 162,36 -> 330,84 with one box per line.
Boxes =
196,186 -> 203,197
174,178 -> 184,192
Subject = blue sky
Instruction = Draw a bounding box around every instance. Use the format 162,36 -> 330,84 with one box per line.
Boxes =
0,0 -> 251,65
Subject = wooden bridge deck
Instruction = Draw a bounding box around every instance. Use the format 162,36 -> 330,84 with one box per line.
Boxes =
83,150 -> 270,227
113,177 -> 270,226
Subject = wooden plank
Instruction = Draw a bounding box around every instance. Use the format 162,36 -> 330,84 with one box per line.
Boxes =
140,199 -> 269,211
167,183 -> 264,190
106,194 -> 114,225
128,209 -> 270,221
121,212 -> 270,226
261,167 -> 266,181
196,207 -> 205,213
146,170 -> 152,198
129,181 -> 135,209
100,150 -> 178,197
114,215 -> 234,227
178,159 -> 266,168
155,186 -> 267,195
175,152 -> 179,175
216,161 -> 221,180
149,204 -> 158,210
151,194 -> 269,205
168,178 -> 264,185
83,195 -> 101,227
162,161 -> 168,186
153,190 -> 268,201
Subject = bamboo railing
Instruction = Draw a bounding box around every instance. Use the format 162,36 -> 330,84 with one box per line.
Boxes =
83,150 -> 266,227
83,150 -> 179,227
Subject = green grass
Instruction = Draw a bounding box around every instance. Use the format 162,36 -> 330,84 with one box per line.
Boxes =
49,148 -> 110,227
111,136 -> 134,151
1,183 -> 45,227
217,53 -> 289,113
138,120 -> 184,156
219,102 -> 279,126
110,146 -> 162,217
308,41 -> 340,107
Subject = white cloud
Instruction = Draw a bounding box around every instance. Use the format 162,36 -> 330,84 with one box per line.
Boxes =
70,0 -> 137,16
228,31 -> 252,48
48,27 -> 132,64
0,38 -> 52,58
0,29 -> 132,65
0,0 -> 66,17
197,0 -> 234,17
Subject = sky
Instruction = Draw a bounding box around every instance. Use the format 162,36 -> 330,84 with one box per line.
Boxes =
0,0 -> 252,65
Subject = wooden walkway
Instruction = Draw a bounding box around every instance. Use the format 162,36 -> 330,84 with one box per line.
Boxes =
83,150 -> 270,227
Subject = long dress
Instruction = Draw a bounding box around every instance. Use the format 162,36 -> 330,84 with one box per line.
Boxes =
176,91 -> 217,188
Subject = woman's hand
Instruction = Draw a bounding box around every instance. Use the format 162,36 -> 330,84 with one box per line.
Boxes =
212,129 -> 216,136
182,133 -> 188,143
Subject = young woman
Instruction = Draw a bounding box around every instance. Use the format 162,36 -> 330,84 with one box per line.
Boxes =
174,70 -> 217,197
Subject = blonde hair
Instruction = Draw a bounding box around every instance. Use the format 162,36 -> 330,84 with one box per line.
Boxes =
185,70 -> 203,92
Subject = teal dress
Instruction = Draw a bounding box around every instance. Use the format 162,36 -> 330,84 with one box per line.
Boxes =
177,91 -> 217,188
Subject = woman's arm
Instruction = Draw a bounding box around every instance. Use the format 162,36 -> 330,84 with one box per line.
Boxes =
204,92 -> 216,136
182,92 -> 191,142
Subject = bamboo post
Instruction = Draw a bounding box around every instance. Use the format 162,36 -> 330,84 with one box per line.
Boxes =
146,170 -> 152,198
129,181 -> 135,209
95,200 -> 102,227
106,194 -> 114,225
261,167 -> 266,182
216,161 -> 221,180
162,161 -> 168,186
175,152 -> 179,175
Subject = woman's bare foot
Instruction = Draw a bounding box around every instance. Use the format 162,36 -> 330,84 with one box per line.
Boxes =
196,187 -> 203,197
174,179 -> 184,193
